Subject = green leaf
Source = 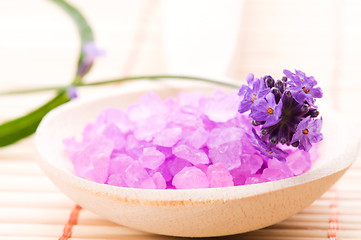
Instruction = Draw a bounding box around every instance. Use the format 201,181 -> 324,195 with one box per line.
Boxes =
0,92 -> 70,147
0,0 -> 94,147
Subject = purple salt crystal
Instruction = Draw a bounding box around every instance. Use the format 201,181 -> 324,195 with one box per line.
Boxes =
139,147 -> 165,170
267,158 -> 294,177
207,127 -> 243,149
156,163 -> 173,182
124,161 -> 156,189
230,168 -> 251,186
153,126 -> 182,147
261,168 -> 292,181
166,157 -> 192,176
126,136 -> 140,152
156,146 -> 173,158
234,114 -> 253,131
184,127 -> 208,149
109,154 -> 133,175
68,135 -> 113,184
134,115 -> 167,141
309,144 -> 320,163
203,90 -> 241,123
172,166 -> 209,189
178,92 -> 204,109
66,90 -> 318,190
96,108 -> 133,134
63,137 -> 81,158
152,172 -> 167,189
240,135 -> 258,155
245,175 -> 268,185
195,164 -> 208,174
163,97 -> 178,111
107,174 -> 127,187
172,144 -> 209,165
102,124 -> 126,150
172,112 -> 202,129
240,154 -> 264,174
82,123 -> 99,142
208,141 -> 242,170
166,182 -> 176,189
125,134 -> 139,152
207,163 -> 234,188
128,92 -> 167,122
125,135 -> 152,159
286,150 -> 311,175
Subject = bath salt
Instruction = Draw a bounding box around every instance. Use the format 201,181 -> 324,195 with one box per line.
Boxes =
172,167 -> 209,189
207,163 -> 234,188
64,91 -> 317,189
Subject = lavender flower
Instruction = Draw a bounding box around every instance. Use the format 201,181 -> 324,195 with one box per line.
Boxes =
291,116 -> 323,151
78,42 -> 105,76
238,69 -> 323,160
250,93 -> 283,127
238,73 -> 270,113
248,128 -> 287,161
283,69 -> 323,106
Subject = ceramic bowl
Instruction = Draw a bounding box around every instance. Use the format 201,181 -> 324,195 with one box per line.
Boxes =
35,81 -> 359,237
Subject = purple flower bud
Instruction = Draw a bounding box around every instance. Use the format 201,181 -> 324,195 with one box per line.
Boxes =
78,42 -> 105,76
66,86 -> 78,99
275,80 -> 285,93
264,75 -> 275,88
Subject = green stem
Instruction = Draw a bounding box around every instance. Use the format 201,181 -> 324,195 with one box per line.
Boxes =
49,0 -> 94,73
82,75 -> 240,88
0,75 -> 240,96
0,0 -> 93,148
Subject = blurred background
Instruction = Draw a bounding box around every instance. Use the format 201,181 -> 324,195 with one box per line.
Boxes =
1,0 -> 360,118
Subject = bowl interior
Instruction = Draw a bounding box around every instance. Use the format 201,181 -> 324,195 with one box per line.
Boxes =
35,80 -> 358,201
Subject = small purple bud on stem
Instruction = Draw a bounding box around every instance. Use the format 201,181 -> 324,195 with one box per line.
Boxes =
291,141 -> 300,147
252,120 -> 265,126
265,76 -> 275,88
271,87 -> 282,103
276,80 -> 285,93
306,108 -> 319,118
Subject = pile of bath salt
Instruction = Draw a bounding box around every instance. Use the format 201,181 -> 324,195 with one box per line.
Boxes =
63,91 -> 315,189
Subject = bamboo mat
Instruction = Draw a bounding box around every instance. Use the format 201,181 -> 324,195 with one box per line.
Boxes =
2,0 -> 361,239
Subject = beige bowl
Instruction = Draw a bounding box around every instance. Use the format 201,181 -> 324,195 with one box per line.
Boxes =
35,81 -> 359,237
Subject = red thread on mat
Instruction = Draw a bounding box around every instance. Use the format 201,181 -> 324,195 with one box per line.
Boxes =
59,205 -> 82,240
328,187 -> 340,240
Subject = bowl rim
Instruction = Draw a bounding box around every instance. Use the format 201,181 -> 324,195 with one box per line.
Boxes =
35,80 -> 360,204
